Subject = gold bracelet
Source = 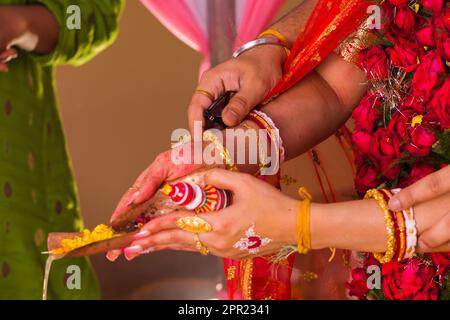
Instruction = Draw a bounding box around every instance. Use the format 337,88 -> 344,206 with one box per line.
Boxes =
297,187 -> 312,254
364,189 -> 397,264
203,130 -> 238,172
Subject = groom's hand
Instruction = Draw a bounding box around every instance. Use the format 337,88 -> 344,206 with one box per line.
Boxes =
389,165 -> 450,250
188,45 -> 286,133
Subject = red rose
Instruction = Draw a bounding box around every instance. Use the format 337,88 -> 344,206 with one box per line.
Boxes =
412,50 -> 446,99
388,108 -> 416,140
426,253 -> 450,282
352,131 -> 372,154
398,162 -> 436,188
422,0 -> 444,13
387,5 -> 417,39
359,45 -> 389,79
346,268 -> 369,300
442,37 -> 450,61
405,126 -> 437,157
355,165 -> 382,196
382,258 -> 440,300
429,77 -> 450,129
416,23 -> 436,47
387,40 -> 420,72
370,129 -> 401,179
370,128 -> 400,159
352,93 -> 381,132
432,8 -> 450,31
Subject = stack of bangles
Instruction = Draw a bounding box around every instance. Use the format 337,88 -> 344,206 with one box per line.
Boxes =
202,110 -> 285,175
364,188 -> 418,263
244,110 -> 285,175
294,187 -> 418,262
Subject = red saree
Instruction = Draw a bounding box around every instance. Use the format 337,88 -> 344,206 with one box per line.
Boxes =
224,0 -> 374,300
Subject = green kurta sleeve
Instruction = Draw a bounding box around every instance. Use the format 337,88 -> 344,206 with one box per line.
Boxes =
32,0 -> 125,66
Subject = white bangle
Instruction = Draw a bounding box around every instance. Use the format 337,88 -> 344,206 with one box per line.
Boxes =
253,110 -> 286,164
232,37 -> 288,59
391,188 -> 417,260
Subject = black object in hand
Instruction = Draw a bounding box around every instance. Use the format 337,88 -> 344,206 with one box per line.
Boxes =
203,91 -> 235,130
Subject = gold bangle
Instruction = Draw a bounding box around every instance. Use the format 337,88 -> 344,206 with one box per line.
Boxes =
297,187 -> 312,254
364,189 -> 397,264
203,130 -> 238,172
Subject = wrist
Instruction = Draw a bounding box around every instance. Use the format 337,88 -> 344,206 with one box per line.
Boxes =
309,203 -> 331,250
239,44 -> 287,68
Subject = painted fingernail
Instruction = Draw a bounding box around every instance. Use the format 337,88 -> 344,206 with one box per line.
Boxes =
126,191 -> 140,207
141,248 -> 155,254
388,198 -> 401,211
134,230 -> 150,240
3,54 -> 17,63
124,245 -> 143,261
106,251 -> 119,262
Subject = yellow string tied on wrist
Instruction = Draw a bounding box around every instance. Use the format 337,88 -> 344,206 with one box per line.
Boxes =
297,187 -> 312,254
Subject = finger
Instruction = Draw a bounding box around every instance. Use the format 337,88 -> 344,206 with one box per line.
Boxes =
188,71 -> 230,135
187,94 -> 209,135
0,48 -> 18,63
0,63 -> 8,72
418,212 -> 450,249
129,230 -> 195,252
110,159 -> 166,222
389,166 -> 450,211
137,211 -> 195,235
222,84 -> 264,127
134,155 -> 171,204
150,245 -> 197,253
106,249 -> 123,262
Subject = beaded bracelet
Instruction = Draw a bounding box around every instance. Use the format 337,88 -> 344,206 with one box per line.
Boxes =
364,189 -> 397,264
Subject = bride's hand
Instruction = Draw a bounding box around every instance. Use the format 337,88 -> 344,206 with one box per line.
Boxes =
106,146 -> 217,261
188,45 -> 285,133
120,169 -> 298,261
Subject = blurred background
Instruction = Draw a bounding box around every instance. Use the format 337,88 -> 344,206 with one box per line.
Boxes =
55,0 -> 300,299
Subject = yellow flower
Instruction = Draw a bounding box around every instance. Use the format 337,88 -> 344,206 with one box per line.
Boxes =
411,115 -> 424,128
52,224 -> 119,255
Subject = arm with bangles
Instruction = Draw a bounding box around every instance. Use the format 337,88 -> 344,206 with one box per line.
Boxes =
113,51 -> 449,260
188,0 -> 319,131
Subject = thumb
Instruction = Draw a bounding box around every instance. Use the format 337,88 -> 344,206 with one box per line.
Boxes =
222,86 -> 264,127
201,168 -> 245,192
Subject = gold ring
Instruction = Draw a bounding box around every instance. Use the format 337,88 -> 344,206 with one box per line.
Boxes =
195,89 -> 215,101
194,234 -> 209,255
128,186 -> 139,191
176,216 -> 213,233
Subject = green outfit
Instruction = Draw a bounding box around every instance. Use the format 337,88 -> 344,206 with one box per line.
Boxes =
0,0 -> 124,299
